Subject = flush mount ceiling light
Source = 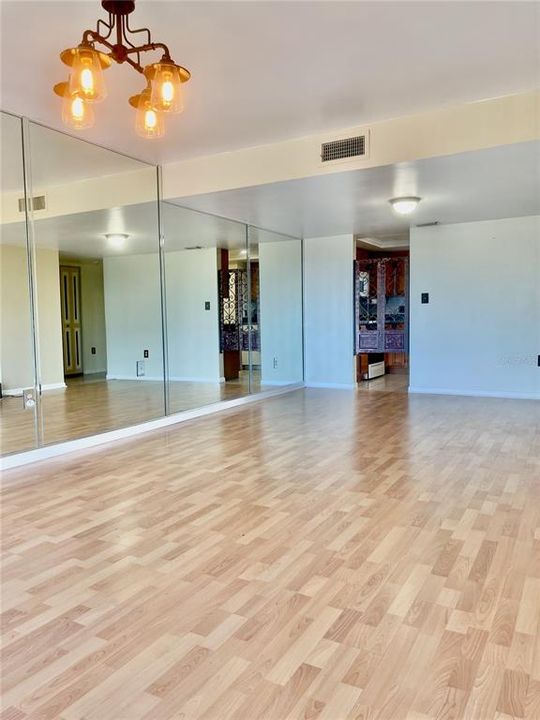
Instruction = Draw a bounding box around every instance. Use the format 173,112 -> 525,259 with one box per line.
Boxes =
105,232 -> 129,247
389,196 -> 421,215
54,0 -> 190,138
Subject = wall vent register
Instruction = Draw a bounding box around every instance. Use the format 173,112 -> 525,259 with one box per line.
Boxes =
321,135 -> 366,162
18,195 -> 46,212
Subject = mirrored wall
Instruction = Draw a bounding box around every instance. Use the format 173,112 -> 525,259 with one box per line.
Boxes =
0,111 -> 303,457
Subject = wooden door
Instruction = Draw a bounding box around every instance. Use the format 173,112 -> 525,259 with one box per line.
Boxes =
60,266 -> 82,376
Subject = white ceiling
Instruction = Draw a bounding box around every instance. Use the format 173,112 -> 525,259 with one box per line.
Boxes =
2,140 -> 538,254
175,141 -> 540,238
1,1 -> 538,164
0,201 -> 294,257
1,112 -> 147,192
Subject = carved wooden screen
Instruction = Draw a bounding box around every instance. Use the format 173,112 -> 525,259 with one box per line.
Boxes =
354,257 -> 409,354
218,269 -> 259,353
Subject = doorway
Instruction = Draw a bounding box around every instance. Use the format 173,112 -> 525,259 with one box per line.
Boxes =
60,265 -> 82,376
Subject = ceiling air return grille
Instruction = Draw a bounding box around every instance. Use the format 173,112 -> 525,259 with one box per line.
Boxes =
18,195 -> 46,212
321,135 -> 366,163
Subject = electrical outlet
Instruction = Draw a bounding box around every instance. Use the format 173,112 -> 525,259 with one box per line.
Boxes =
23,388 -> 36,409
144,349 -> 149,358
136,360 -> 145,377
91,346 -> 96,355
421,293 -> 429,304
273,357 -> 278,369
205,301 -> 211,311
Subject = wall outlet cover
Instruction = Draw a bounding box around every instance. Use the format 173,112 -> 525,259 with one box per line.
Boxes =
136,360 -> 145,377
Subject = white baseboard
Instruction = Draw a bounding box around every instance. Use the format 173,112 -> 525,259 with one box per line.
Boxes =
106,374 -> 223,384
1,383 -> 304,473
260,380 -> 301,387
2,382 -> 66,397
408,386 -> 540,400
305,382 -> 356,390
169,376 -> 224,384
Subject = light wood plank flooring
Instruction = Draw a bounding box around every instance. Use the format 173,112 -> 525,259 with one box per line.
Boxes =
1,388 -> 540,719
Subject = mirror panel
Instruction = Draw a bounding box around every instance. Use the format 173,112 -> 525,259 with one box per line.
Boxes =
26,122 -> 164,445
0,112 -> 38,455
250,227 -> 303,390
162,203 -> 251,413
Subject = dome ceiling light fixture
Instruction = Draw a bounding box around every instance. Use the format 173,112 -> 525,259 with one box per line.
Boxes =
105,232 -> 129,248
389,196 -> 422,215
54,0 -> 191,139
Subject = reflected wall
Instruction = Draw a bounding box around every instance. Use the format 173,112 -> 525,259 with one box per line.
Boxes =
0,113 -> 37,454
0,113 -> 304,458
253,228 -> 303,387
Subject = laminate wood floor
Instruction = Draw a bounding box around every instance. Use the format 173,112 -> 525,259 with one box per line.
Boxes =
1,388 -> 540,719
0,373 -> 258,456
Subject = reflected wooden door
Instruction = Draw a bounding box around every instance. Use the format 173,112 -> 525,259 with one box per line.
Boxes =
60,266 -> 82,376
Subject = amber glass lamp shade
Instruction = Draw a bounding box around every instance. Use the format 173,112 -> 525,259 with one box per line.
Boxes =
148,61 -> 184,114
133,88 -> 165,139
56,82 -> 95,129
62,46 -> 108,102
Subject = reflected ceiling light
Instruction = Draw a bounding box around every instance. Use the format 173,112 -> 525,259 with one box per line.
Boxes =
105,233 -> 129,248
54,0 -> 190,138
389,196 -> 421,215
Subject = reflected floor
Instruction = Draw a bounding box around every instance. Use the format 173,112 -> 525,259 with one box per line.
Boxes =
357,370 -> 409,394
1,372 -> 260,454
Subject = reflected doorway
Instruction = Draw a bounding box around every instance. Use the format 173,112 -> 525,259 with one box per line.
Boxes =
59,265 -> 82,376
218,247 -> 260,393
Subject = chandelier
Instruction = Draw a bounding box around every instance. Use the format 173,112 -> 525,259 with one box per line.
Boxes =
53,0 -> 190,139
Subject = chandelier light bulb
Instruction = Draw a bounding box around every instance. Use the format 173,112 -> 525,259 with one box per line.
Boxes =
132,87 -> 165,139
389,197 -> 422,215
56,82 -> 95,129
63,46 -> 109,103
147,61 -> 186,114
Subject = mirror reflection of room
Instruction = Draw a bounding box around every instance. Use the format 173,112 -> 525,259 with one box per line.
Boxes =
0,115 -> 304,457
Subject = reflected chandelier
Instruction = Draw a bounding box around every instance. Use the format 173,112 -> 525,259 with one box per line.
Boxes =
54,0 -> 190,139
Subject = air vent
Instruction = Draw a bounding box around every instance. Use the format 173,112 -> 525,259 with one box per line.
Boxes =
18,195 -> 46,212
321,135 -> 366,163
184,245 -> 203,250
416,221 -> 439,227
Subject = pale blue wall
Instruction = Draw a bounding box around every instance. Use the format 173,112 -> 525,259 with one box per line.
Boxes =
303,235 -> 355,388
410,215 -> 540,399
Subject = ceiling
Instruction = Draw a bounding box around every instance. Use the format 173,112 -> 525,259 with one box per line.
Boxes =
1,141 -> 538,253
0,202 -> 293,258
1,1 -> 538,164
1,111 -> 147,192
175,141 -> 540,239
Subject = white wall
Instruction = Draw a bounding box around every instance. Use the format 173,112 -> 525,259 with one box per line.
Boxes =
103,249 -> 221,383
0,243 -> 35,391
0,244 -> 64,392
303,235 -> 355,388
165,248 -> 221,382
103,254 -> 163,380
410,215 -> 540,399
79,261 -> 107,374
35,249 -> 65,389
259,239 -> 303,385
